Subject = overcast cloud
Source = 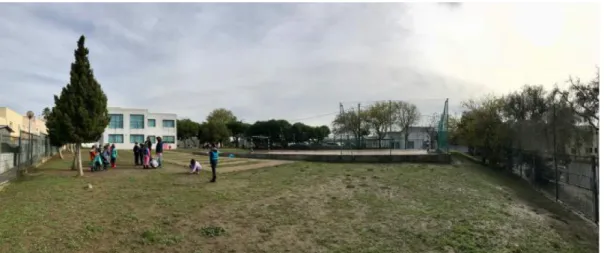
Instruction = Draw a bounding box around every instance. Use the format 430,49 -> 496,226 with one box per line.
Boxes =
0,2 -> 599,126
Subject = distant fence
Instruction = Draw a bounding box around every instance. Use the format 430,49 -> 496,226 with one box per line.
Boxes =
458,148 -> 599,224
0,130 -> 59,184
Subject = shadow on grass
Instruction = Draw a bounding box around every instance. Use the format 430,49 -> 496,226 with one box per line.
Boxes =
453,154 -> 598,251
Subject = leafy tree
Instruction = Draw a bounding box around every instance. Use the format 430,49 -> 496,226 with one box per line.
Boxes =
177,119 -> 200,140
246,119 -> 293,147
394,101 -> 421,148
291,122 -> 312,143
557,69 -> 599,131
206,108 -> 237,125
47,35 -> 109,176
226,120 -> 250,147
365,101 -> 397,148
313,125 -> 331,142
332,108 -> 370,148
45,105 -> 68,160
41,107 -> 51,120
198,121 -> 230,143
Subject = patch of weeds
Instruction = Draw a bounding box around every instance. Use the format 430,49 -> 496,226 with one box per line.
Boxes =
140,228 -> 184,246
65,238 -> 81,250
83,222 -> 104,238
257,226 -> 273,234
200,226 -> 227,237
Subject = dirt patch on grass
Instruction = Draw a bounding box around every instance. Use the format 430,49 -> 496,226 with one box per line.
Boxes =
219,160 -> 294,173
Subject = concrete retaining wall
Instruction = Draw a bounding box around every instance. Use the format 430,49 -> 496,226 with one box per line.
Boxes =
193,151 -> 451,164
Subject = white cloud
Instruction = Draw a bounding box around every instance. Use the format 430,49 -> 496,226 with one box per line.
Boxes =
0,3 -> 599,126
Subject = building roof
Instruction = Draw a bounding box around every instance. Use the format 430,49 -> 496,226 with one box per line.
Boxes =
0,125 -> 14,133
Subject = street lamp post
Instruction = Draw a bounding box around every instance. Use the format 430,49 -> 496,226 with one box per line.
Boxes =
26,111 -> 34,166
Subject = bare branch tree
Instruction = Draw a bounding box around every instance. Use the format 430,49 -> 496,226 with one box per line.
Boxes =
394,101 -> 421,148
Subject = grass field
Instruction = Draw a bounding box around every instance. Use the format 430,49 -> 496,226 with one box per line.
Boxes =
0,153 -> 597,253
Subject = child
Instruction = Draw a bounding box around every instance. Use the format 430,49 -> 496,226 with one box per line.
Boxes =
133,142 -> 140,165
89,145 -> 97,162
142,144 -> 151,169
209,146 -> 219,182
138,143 -> 145,165
189,159 -> 202,174
101,144 -> 111,170
91,152 -> 104,171
110,144 -> 118,168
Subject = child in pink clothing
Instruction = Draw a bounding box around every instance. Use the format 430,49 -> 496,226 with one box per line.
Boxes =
142,144 -> 151,169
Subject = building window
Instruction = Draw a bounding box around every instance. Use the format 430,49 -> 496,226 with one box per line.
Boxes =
162,136 -> 176,143
130,134 -> 144,144
596,148 -> 599,153
571,148 -> 577,155
162,120 -> 175,128
109,114 -> 124,129
108,134 -> 124,143
148,119 -> 156,127
147,135 -> 156,143
130,114 -> 145,129
586,148 -> 593,154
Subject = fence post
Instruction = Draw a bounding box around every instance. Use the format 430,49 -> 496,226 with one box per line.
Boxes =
531,153 -> 536,183
16,132 -> 22,178
591,155 -> 599,224
552,102 -> 559,201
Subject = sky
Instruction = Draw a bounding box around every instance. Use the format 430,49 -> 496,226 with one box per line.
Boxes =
0,2 -> 600,127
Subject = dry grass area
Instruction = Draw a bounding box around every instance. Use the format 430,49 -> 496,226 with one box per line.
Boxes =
0,154 -> 597,253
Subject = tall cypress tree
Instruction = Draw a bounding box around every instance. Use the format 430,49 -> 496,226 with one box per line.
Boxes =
47,35 -> 109,176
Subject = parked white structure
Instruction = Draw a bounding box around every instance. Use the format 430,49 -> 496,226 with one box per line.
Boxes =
100,107 -> 178,150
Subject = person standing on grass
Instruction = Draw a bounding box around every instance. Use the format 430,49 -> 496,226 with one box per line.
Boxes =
155,136 -> 164,168
142,144 -> 151,169
133,142 -> 140,165
145,136 -> 153,158
110,144 -> 118,168
209,146 -> 219,182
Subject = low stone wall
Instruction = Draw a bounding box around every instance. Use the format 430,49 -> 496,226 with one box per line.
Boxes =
192,151 -> 451,164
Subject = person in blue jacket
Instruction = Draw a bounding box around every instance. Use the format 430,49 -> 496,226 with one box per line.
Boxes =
209,146 -> 219,182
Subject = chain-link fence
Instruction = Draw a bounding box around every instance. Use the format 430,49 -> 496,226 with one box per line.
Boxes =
0,130 -> 59,184
457,96 -> 599,224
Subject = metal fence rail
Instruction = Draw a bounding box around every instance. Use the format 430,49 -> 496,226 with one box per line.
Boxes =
0,130 -> 59,184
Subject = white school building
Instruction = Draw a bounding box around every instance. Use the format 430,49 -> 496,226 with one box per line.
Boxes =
99,107 -> 178,150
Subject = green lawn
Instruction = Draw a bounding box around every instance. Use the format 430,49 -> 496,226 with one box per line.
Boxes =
0,154 -> 597,253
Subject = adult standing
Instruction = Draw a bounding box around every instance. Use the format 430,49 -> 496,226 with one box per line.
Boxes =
155,136 -> 164,168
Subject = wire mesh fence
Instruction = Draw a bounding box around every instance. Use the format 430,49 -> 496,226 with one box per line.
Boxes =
0,130 -> 59,184
456,94 -> 599,224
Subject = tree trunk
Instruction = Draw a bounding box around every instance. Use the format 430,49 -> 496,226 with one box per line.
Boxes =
58,146 -> 64,160
71,148 -> 77,170
75,144 -> 83,176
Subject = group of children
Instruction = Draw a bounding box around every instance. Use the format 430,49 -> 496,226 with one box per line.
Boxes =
132,136 -> 164,169
89,143 -> 118,171
87,137 -> 219,182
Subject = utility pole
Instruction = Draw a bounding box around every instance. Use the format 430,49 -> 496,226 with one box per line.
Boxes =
553,101 -> 559,201
357,103 -> 361,149
389,100 -> 392,155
